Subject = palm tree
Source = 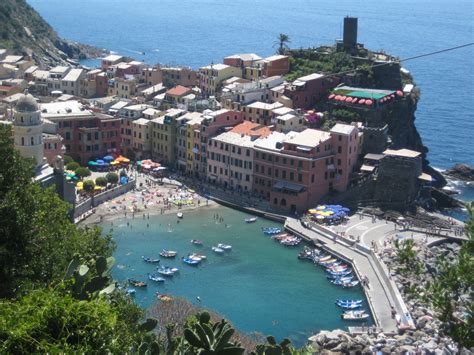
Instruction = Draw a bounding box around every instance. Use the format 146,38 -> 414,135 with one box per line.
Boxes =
274,33 -> 290,54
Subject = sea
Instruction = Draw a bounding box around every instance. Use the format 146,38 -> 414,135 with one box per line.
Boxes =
100,207 -> 370,346
28,0 -> 472,344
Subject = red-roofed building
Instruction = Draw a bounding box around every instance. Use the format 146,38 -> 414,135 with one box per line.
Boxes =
162,85 -> 193,109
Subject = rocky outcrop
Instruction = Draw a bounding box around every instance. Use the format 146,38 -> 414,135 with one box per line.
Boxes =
0,0 -> 106,66
444,164 -> 474,183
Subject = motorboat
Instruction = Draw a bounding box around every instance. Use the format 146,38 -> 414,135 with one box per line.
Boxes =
342,280 -> 360,288
337,303 -> 362,310
327,269 -> 352,277
217,243 -> 232,251
142,256 -> 160,264
191,239 -> 203,245
319,258 -> 338,265
126,288 -> 136,295
160,249 -> 177,258
177,212 -> 183,218
182,256 -> 200,265
280,236 -> 302,246
212,246 -> 225,254
156,266 -> 175,276
245,217 -> 258,223
330,277 -> 354,285
128,279 -> 147,287
341,310 -> 369,320
318,255 -> 332,262
189,253 -> 207,261
148,273 -> 165,282
327,274 -> 353,281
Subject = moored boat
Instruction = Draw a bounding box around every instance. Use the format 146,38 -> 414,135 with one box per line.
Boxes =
341,310 -> 369,320
245,217 -> 258,223
342,280 -> 360,288
148,273 -> 165,282
262,227 -> 283,235
189,253 -> 207,261
142,256 -> 160,263
156,292 -> 174,302
126,288 -> 136,295
128,279 -> 147,287
156,266 -> 175,276
191,239 -> 203,245
280,236 -> 302,246
212,246 -> 225,254
160,249 -> 177,258
177,212 -> 183,218
182,256 -> 200,265
217,243 -> 232,251
336,299 -> 363,305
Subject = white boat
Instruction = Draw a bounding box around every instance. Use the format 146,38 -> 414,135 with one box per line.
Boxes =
189,253 -> 207,261
341,310 -> 369,320
212,246 -> 225,254
217,243 -> 232,251
177,212 -> 183,218
245,217 -> 258,223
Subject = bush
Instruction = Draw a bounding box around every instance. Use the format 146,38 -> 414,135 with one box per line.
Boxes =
75,167 -> 91,179
95,177 -> 108,187
63,155 -> 74,164
106,172 -> 119,184
83,180 -> 95,192
65,162 -> 79,171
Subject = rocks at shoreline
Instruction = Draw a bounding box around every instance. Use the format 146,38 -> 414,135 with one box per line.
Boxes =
308,242 -> 463,354
444,164 -> 474,183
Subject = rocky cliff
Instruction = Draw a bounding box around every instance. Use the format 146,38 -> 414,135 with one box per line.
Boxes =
0,0 -> 105,66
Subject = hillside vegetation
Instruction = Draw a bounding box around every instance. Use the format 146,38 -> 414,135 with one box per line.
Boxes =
0,0 -> 104,65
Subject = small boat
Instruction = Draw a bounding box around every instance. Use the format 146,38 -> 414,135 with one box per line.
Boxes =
262,227 -> 283,235
217,243 -> 232,251
148,273 -> 165,282
327,269 -> 352,277
177,212 -> 183,218
327,274 -> 353,281
212,246 -> 225,254
182,256 -> 200,265
336,299 -> 363,305
126,288 -> 136,295
191,239 -> 203,245
189,253 -> 207,261
342,280 -> 360,288
156,266 -> 175,277
245,217 -> 258,223
156,292 -> 174,302
128,279 -> 147,287
142,256 -> 160,263
318,255 -> 332,262
160,249 -> 177,258
280,236 -> 302,246
319,258 -> 338,265
341,310 -> 369,320
338,303 -> 362,310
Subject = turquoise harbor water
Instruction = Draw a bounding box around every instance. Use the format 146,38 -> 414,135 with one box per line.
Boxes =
101,206 -> 370,346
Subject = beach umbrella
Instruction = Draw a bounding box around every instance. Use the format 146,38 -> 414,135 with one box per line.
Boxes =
396,90 -> 404,97
317,205 -> 325,210
88,161 -> 99,166
94,185 -> 103,191
96,159 -> 105,164
365,100 -> 373,105
110,161 -> 119,165
308,209 -> 318,214
103,155 -> 114,162
76,181 -> 83,188
137,160 -> 142,166
359,99 -> 366,104
328,94 -> 335,100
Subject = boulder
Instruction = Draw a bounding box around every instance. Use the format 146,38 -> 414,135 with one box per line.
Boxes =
444,163 -> 474,182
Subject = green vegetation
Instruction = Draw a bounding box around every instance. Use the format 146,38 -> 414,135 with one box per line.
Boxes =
96,176 -> 108,187
106,172 -> 119,184
63,154 -> 74,164
66,161 -> 80,171
83,179 -> 95,192
285,51 -> 354,81
331,108 -> 361,123
75,166 -> 91,179
394,238 -> 423,275
425,203 -> 474,348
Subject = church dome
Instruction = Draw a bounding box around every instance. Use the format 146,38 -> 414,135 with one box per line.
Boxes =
15,91 -> 38,113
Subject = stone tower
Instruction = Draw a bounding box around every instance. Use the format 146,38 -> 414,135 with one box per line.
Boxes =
12,91 -> 45,167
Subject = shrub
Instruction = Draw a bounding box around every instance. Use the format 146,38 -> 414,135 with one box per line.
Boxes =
63,155 -> 74,164
106,172 -> 119,184
83,180 -> 95,192
75,167 -> 91,179
65,162 -> 79,171
95,177 -> 108,187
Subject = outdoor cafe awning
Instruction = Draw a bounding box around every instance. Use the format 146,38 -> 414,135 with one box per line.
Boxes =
273,181 -> 305,193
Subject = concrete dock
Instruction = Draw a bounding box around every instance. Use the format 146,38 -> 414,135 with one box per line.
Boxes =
285,217 -> 414,334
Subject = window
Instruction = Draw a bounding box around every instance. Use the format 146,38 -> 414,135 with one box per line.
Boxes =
21,137 -> 25,145
246,149 -> 250,157
338,135 -> 342,141
298,173 -> 302,182
338,146 -> 342,154
282,170 -> 286,179
338,159 -> 341,166
311,174 -> 315,183
290,172 -> 294,180
298,160 -> 302,168
268,168 -> 272,176
325,172 -> 328,180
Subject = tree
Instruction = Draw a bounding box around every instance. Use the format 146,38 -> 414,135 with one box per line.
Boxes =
106,172 -> 119,184
83,179 -> 95,192
66,161 -> 79,171
96,177 -> 108,187
0,125 -> 114,297
274,33 -> 290,55
63,155 -> 74,165
75,167 -> 91,179
426,203 -> 474,349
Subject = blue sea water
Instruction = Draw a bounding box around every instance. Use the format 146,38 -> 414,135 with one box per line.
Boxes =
101,207 -> 369,346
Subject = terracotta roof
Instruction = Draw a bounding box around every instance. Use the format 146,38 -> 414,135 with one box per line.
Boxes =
230,121 -> 271,138
166,85 -> 192,97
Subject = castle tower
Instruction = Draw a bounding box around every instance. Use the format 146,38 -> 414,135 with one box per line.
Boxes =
12,91 -> 45,168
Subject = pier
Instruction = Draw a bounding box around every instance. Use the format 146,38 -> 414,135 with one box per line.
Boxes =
285,217 -> 414,334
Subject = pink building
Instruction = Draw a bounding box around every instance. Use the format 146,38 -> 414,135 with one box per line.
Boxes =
196,109 -> 244,178
253,124 -> 360,213
43,133 -> 65,165
283,73 -> 339,109
207,121 -> 271,191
